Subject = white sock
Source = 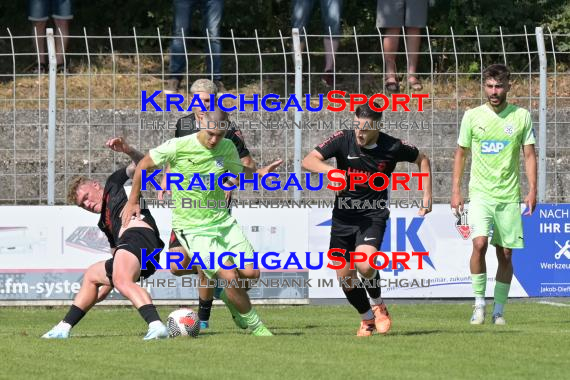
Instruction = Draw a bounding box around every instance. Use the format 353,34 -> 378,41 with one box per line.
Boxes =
493,303 -> 505,316
361,309 -> 374,321
148,320 -> 164,329
56,321 -> 72,332
370,297 -> 384,306
475,297 -> 486,308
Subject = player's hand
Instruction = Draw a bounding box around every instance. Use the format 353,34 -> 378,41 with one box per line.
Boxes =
120,201 -> 141,227
106,137 -> 130,154
523,190 -> 537,216
418,195 -> 432,216
157,189 -> 171,201
256,159 -> 284,177
451,191 -> 464,217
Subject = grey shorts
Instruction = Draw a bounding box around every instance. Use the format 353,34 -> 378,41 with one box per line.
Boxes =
376,0 -> 428,28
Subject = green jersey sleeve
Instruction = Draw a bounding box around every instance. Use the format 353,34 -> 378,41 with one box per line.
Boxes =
223,142 -> 244,174
457,110 -> 473,148
149,138 -> 178,167
522,110 -> 536,145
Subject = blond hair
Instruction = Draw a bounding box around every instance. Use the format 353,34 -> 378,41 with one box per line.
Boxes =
67,176 -> 90,205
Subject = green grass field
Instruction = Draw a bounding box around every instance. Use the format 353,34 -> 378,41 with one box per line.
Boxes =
1,302 -> 569,379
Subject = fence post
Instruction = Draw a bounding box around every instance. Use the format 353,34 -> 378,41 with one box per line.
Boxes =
46,28 -> 57,205
292,28 -> 302,201
535,27 -> 547,203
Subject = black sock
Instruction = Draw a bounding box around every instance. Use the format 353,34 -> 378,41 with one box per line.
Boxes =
63,305 -> 86,327
198,298 -> 213,322
364,270 -> 381,299
138,304 -> 161,325
342,281 -> 371,314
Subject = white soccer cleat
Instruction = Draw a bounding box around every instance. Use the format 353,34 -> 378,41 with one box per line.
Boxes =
143,322 -> 169,340
492,314 -> 506,325
470,305 -> 486,325
42,326 -> 70,339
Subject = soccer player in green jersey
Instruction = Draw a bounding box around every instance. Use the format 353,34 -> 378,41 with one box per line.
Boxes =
451,64 -> 537,325
122,108 -> 282,336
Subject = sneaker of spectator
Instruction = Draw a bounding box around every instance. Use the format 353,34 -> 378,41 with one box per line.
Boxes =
165,78 -> 181,94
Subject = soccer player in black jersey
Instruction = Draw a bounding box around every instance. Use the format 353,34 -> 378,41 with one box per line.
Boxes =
42,137 -> 168,340
158,79 -> 256,329
303,103 -> 433,336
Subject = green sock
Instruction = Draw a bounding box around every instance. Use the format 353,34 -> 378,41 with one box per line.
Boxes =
471,273 -> 487,299
494,281 -> 511,305
239,308 -> 262,331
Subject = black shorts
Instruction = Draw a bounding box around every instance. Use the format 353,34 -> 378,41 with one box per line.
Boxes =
105,227 -> 164,286
329,217 -> 388,262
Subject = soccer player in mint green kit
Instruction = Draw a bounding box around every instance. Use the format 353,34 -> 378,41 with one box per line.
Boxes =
122,108 -> 282,336
451,64 -> 537,325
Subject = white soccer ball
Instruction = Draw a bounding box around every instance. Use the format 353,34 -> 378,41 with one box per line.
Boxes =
167,308 -> 200,338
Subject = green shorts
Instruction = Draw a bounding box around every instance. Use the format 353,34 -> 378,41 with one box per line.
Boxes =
468,199 -> 524,249
174,216 -> 255,279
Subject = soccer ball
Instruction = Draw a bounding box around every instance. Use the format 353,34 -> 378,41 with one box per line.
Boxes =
167,308 -> 200,338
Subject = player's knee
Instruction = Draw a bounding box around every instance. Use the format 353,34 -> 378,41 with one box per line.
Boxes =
240,266 -> 260,280
472,239 -> 488,255
356,263 -> 375,279
111,274 -> 135,294
497,249 -> 513,264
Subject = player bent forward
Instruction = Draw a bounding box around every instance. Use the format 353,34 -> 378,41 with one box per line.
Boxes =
452,64 -> 537,325
303,103 -> 432,336
42,137 -> 168,340
122,108 -> 282,336
160,79 -> 257,329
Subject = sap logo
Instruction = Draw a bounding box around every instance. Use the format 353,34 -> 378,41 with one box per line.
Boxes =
481,140 -> 510,154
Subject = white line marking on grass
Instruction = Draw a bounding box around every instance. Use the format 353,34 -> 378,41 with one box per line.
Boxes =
538,301 -> 570,307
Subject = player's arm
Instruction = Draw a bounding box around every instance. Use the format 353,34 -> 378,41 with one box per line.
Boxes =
120,154 -> 158,226
223,155 -> 255,200
158,163 -> 171,200
302,150 -> 345,195
451,146 -> 469,215
302,150 -> 336,173
452,111 -> 473,215
241,159 -> 282,179
522,144 -> 537,215
414,151 -> 433,216
105,137 -> 146,179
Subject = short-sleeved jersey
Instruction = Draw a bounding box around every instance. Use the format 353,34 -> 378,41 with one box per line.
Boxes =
149,134 -> 244,230
97,167 -> 160,248
175,113 -> 250,158
458,103 -> 535,203
315,130 -> 419,223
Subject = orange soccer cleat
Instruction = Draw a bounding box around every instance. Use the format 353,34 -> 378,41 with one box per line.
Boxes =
372,303 -> 392,334
357,319 -> 376,337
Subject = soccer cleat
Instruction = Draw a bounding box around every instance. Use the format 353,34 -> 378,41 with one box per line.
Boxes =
251,325 -> 273,336
143,322 -> 169,340
41,326 -> 70,339
492,314 -> 506,325
357,319 -> 376,337
220,289 -> 248,330
470,305 -> 486,325
200,320 -> 209,329
371,303 -> 392,334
